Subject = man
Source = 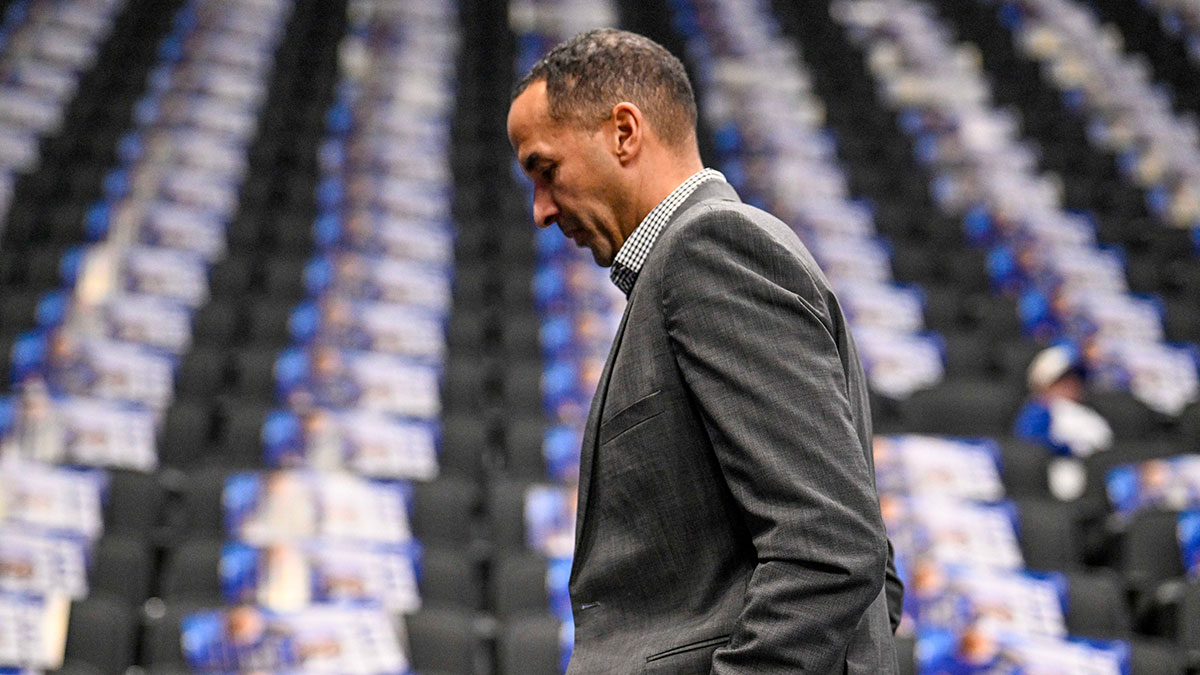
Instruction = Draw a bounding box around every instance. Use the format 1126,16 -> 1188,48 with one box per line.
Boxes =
1014,344 -> 1113,460
1013,344 -> 1113,501
507,29 -> 900,673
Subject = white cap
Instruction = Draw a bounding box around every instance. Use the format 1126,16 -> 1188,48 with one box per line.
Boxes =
1027,345 -> 1078,391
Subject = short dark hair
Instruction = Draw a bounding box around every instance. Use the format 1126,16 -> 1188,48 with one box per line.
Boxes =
513,28 -> 698,148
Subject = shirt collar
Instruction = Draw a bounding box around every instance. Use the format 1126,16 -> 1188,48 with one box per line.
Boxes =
610,168 -> 725,296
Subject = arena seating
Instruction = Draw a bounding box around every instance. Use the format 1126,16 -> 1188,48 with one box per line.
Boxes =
0,0 -> 1198,672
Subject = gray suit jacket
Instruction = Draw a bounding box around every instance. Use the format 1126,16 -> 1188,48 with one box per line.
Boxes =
565,180 -> 899,674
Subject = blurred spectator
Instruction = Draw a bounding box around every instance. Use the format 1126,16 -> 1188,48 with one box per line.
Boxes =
1015,345 -> 1114,458
1014,345 -> 1113,500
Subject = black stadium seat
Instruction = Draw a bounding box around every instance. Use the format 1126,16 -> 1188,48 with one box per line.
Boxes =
216,400 -> 271,467
998,439 -> 1051,499
439,412 -> 492,478
1063,569 -> 1132,639
406,608 -> 482,675
492,552 -> 552,619
171,468 -> 230,540
1163,297 -> 1200,344
159,539 -> 224,603
173,346 -> 230,400
889,240 -> 937,283
502,360 -> 544,417
156,400 -> 216,469
62,595 -> 138,674
993,339 -> 1043,388
89,534 -> 155,608
497,614 -> 563,675
1122,510 -> 1187,593
230,347 -> 280,400
1128,638 -> 1186,675
421,546 -> 483,610
190,300 -> 242,347
1174,582 -> 1200,658
245,299 -> 295,346
263,257 -> 309,300
1178,402 -> 1200,448
411,476 -> 480,547
55,661 -> 103,675
939,329 -> 992,379
897,379 -> 1023,436
505,415 -> 550,479
1016,498 -> 1082,572
0,290 -> 40,334
442,354 -> 491,415
208,255 -> 254,299
1084,390 -> 1162,442
487,478 -> 536,552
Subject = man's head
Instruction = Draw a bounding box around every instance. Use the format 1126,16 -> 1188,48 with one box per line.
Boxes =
507,29 -> 702,266
1027,344 -> 1087,402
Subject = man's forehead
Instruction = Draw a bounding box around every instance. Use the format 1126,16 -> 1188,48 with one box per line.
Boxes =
507,81 -> 549,139
513,78 -> 549,110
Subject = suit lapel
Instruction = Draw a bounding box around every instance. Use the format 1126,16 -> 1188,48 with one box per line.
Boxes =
571,293 -> 632,566
569,179 -> 741,581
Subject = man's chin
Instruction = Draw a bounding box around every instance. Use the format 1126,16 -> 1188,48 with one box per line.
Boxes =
567,232 -> 612,266
589,247 -> 614,267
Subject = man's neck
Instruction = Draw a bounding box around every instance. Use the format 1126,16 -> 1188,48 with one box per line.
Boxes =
630,160 -> 706,227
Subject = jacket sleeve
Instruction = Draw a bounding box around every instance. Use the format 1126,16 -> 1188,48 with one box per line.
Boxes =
659,208 -> 889,672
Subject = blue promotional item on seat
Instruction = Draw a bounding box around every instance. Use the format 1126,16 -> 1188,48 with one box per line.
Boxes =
180,605 -> 410,673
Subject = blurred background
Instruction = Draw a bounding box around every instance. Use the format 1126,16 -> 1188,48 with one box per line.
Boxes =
0,0 -> 1198,672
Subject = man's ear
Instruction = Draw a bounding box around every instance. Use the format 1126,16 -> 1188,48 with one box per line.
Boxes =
611,102 -> 643,164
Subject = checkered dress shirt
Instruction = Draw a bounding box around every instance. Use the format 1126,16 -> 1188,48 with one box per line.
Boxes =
610,168 -> 725,297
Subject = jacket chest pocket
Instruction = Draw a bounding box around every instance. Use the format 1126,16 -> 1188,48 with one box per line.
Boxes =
598,390 -> 663,446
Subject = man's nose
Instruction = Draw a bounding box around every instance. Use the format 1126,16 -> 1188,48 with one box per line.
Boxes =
532,188 -> 559,229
